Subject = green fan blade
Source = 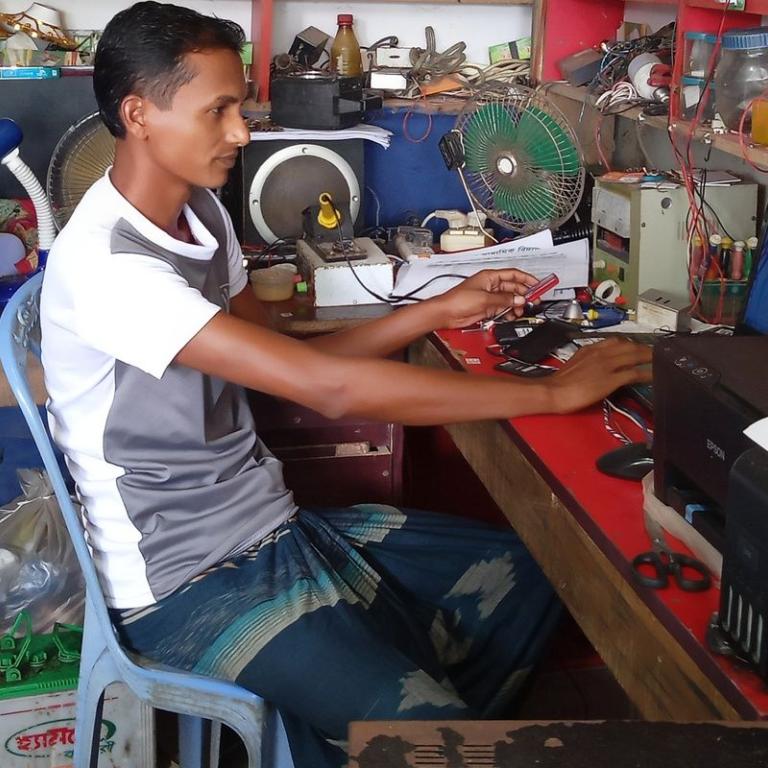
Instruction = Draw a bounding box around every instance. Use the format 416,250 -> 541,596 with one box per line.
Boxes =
494,180 -> 556,222
515,106 -> 580,175
463,103 -> 519,173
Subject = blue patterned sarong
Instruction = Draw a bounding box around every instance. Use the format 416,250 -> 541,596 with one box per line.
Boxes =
112,505 -> 560,767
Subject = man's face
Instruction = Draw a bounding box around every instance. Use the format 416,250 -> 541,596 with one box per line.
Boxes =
140,48 -> 250,189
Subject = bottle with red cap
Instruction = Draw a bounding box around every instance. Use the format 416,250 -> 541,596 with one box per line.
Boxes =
330,14 -> 363,77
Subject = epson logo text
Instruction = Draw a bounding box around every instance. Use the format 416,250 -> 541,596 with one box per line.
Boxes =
706,438 -> 725,461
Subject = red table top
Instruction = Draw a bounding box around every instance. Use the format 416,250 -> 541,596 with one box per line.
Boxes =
434,327 -> 768,719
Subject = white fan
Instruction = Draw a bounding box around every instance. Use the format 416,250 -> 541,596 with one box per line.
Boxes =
47,112 -> 115,230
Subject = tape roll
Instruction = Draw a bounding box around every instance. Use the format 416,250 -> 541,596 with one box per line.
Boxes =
596,279 -> 621,303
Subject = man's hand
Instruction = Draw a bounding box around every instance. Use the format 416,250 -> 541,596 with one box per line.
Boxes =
547,338 -> 653,413
431,268 -> 540,329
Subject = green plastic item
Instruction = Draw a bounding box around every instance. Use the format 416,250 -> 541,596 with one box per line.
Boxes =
0,612 -> 82,700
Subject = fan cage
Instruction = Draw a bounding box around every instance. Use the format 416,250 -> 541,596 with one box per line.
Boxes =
47,112 -> 115,231
454,86 -> 585,234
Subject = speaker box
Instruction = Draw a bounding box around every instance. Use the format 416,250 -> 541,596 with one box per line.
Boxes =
0,77 -> 97,199
221,138 -> 364,247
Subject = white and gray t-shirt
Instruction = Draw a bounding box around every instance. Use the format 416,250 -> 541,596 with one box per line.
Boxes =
41,173 -> 296,610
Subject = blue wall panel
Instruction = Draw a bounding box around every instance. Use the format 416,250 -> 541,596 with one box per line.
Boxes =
363,108 -> 468,231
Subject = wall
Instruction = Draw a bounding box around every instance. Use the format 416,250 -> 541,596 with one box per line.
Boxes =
0,1 -> 531,65
273,1 -> 531,65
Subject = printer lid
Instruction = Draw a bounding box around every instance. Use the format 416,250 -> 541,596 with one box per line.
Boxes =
661,335 -> 768,415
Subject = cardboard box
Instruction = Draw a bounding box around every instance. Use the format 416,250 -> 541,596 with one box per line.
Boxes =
0,685 -> 154,767
0,617 -> 153,766
489,36 -> 532,63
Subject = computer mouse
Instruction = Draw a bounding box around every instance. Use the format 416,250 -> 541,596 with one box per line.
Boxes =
596,442 -> 654,481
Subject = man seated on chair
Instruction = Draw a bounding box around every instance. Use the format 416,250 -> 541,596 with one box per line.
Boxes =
39,3 -> 651,766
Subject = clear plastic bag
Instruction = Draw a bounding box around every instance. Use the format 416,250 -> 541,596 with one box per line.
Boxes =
0,468 -> 84,634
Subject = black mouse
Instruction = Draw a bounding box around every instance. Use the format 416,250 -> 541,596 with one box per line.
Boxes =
596,442 -> 654,481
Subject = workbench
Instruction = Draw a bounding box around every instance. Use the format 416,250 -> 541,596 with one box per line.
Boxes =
410,328 -> 768,721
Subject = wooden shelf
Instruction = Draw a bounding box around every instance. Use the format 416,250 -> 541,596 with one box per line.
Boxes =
547,82 -> 668,131
363,0 -> 533,3
548,82 -> 768,167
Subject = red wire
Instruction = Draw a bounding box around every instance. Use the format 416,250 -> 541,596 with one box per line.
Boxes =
668,1 -> 730,314
594,112 -> 611,172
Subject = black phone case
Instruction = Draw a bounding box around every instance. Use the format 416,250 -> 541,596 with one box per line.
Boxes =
494,320 -> 577,363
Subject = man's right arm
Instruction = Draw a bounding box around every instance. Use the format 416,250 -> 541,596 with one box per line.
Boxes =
175,311 -> 652,425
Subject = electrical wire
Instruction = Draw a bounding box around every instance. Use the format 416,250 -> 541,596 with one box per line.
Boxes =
402,109 -> 433,143
365,186 -> 382,228
328,200 -> 468,305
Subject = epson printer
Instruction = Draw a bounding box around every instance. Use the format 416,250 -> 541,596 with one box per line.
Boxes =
653,334 -> 768,551
653,245 -> 768,678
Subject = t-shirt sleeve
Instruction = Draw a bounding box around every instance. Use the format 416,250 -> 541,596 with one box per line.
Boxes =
74,252 -> 221,379
210,192 -> 247,297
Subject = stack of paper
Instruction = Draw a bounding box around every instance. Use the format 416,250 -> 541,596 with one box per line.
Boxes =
249,124 -> 392,148
391,232 -> 590,303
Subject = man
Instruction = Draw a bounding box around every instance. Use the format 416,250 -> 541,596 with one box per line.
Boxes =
40,3 -> 651,766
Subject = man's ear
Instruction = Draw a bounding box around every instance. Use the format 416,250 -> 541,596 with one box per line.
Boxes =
120,95 -> 148,139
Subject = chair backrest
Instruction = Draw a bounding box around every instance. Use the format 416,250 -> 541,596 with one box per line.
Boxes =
0,272 -> 121,652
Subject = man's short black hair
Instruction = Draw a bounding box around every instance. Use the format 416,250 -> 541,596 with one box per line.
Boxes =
94,1 -> 245,138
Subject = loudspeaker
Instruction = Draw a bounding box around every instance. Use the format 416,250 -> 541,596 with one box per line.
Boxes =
221,138 -> 364,247
0,77 -> 97,199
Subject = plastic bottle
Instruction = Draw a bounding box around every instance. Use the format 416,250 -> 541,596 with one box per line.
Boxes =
720,235 -> 733,277
704,233 -> 722,281
746,236 -> 759,280
731,241 -> 745,280
690,233 -> 704,280
330,14 -> 363,77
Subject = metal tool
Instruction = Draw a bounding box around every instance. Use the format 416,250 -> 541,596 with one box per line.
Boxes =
631,513 -> 711,592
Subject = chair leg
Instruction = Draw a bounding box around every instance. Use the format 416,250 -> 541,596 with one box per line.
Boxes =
179,715 -> 216,768
73,647 -> 119,768
261,706 -> 293,768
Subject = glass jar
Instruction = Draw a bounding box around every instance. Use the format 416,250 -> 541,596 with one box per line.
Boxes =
684,32 -> 717,78
714,27 -> 768,132
681,75 -> 715,122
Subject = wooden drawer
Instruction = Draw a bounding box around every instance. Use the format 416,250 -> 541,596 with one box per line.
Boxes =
248,390 -> 403,508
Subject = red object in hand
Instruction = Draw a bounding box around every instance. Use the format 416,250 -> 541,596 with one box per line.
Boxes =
525,272 -> 560,302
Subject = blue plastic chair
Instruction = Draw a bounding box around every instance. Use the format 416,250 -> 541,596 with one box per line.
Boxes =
0,272 -> 294,768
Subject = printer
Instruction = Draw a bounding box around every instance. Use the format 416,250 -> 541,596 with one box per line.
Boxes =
653,334 -> 768,552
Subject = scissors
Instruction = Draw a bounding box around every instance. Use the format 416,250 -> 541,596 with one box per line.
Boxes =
631,515 -> 711,592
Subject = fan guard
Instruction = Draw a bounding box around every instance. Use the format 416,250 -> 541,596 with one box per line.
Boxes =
47,112 -> 115,230
454,86 -> 584,233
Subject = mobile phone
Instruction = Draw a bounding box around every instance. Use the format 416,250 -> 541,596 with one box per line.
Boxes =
524,272 -> 560,303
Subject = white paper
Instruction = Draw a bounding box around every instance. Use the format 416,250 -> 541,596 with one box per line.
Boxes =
391,235 -> 590,302
249,124 -> 392,148
745,417 -> 768,451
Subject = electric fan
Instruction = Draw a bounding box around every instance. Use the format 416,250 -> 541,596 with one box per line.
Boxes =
47,112 -> 115,230
440,86 -> 585,234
